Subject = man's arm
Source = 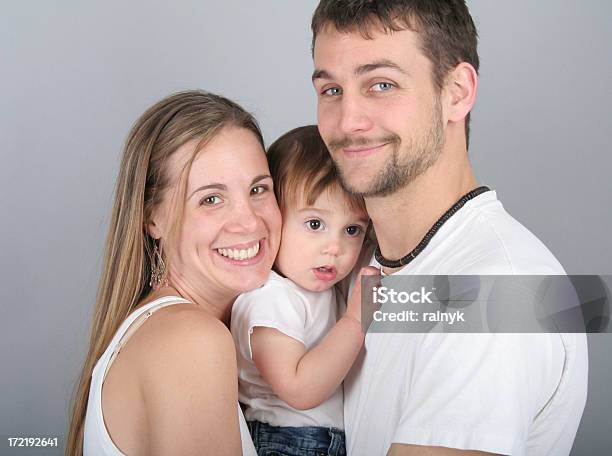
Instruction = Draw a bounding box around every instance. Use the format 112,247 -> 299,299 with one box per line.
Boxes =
382,333 -> 542,456
388,444 -> 499,456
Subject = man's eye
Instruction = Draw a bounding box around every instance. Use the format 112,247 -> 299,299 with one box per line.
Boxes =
200,195 -> 222,206
305,219 -> 324,231
346,225 -> 363,237
251,184 -> 269,195
322,87 -> 342,96
371,82 -> 394,92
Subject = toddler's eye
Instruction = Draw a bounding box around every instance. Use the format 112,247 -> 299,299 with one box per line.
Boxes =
305,219 -> 324,231
346,225 -> 363,237
200,195 -> 222,206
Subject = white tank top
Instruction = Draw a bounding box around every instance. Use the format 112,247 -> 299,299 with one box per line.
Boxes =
83,296 -> 257,455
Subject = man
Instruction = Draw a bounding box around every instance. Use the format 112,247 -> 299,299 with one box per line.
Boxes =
310,1 -> 588,455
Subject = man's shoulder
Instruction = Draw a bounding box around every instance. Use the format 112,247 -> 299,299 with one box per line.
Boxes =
434,195 -> 565,275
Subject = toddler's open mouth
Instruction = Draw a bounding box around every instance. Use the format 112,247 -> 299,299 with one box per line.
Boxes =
313,265 -> 337,282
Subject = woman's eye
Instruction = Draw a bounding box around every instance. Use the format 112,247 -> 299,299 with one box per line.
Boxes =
200,195 -> 222,206
251,184 -> 269,195
346,225 -> 363,237
371,82 -> 394,92
305,219 -> 324,231
322,86 -> 342,96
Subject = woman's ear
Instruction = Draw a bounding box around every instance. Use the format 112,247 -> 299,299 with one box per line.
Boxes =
147,219 -> 162,240
444,62 -> 478,124
146,207 -> 165,240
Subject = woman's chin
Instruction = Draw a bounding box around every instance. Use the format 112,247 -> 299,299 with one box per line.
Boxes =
214,264 -> 271,294
234,269 -> 270,293
209,243 -> 276,294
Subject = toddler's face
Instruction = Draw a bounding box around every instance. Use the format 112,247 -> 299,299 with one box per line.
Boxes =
275,187 -> 368,292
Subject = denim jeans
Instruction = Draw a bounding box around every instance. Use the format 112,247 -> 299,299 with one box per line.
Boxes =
247,420 -> 346,456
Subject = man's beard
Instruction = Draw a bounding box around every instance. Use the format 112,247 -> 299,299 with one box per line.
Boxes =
328,96 -> 445,198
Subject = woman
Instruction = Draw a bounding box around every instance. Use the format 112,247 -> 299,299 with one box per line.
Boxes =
66,90 -> 281,455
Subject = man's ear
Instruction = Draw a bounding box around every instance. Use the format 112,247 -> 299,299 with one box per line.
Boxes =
445,62 -> 478,124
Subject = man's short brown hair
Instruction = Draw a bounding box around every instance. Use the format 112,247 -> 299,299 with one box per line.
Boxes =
267,125 -> 366,215
311,0 -> 479,148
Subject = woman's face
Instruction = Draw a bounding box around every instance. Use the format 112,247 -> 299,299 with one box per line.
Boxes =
151,126 -> 281,298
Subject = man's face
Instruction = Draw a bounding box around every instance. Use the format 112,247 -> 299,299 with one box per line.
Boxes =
313,24 -> 446,197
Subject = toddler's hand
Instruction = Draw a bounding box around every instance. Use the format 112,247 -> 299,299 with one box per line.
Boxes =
346,266 -> 381,324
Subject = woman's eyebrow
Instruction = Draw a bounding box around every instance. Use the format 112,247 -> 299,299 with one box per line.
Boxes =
188,175 -> 271,199
188,183 -> 227,199
251,174 -> 272,185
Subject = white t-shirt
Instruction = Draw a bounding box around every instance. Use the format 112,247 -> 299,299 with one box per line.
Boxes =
344,191 -> 588,455
84,296 -> 256,456
231,271 -> 344,429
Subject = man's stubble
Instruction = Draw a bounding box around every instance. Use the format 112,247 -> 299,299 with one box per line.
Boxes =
329,94 -> 445,198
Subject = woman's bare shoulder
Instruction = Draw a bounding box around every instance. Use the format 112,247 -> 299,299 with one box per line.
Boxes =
122,304 -> 241,453
148,303 -> 231,339
128,303 -> 236,380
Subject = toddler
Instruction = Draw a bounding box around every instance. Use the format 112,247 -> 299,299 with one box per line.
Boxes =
231,125 -> 377,456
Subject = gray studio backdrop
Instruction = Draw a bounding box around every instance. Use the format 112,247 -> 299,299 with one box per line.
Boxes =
1,1 -> 610,454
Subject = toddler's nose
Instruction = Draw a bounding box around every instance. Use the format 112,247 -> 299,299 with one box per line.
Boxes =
323,239 -> 341,256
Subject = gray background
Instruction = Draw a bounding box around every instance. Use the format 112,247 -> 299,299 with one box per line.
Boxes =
0,1 -> 610,454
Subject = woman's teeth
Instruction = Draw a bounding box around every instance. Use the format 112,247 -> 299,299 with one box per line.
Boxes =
217,242 -> 260,260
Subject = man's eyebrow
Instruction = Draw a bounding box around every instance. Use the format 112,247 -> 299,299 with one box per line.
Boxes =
312,60 -> 409,82
355,59 -> 409,77
312,69 -> 332,81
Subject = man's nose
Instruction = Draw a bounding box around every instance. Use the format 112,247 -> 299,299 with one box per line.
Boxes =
339,94 -> 373,135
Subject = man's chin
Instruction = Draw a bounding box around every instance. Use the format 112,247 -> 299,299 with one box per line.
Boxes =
342,174 -> 408,198
335,166 -> 379,194
339,176 -> 377,197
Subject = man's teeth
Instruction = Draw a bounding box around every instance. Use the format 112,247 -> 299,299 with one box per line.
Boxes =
217,242 -> 260,260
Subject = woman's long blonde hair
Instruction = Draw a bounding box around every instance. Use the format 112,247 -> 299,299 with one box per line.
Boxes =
66,90 -> 264,455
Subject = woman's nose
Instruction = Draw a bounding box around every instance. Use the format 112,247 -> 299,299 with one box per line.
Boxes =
226,200 -> 259,233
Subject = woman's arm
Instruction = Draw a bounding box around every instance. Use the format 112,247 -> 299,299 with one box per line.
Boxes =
250,267 -> 379,410
142,308 -> 243,455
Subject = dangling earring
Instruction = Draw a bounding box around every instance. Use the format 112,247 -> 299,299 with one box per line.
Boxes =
149,241 -> 167,288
